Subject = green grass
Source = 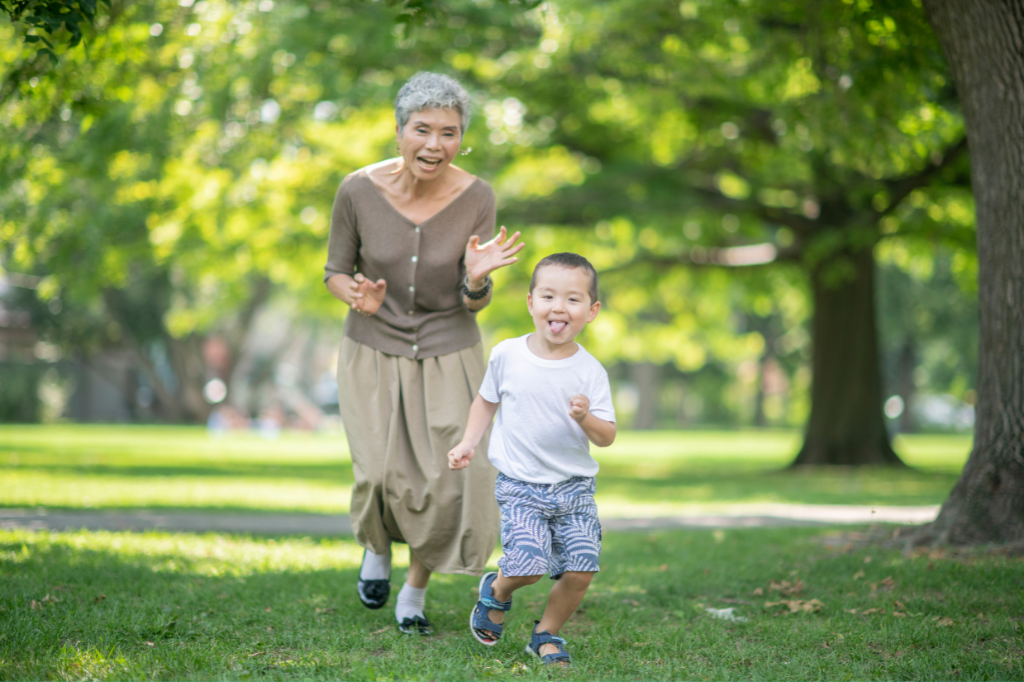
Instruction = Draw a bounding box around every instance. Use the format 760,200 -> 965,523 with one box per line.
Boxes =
0,426 -> 970,515
2,526 -> 1021,680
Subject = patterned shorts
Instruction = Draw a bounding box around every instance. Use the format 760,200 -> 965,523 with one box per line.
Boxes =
495,472 -> 602,579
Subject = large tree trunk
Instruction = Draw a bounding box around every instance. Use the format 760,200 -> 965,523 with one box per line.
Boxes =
793,248 -> 903,465
631,362 -> 659,430
912,0 -> 1024,545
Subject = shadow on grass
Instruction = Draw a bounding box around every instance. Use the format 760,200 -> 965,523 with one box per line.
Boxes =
597,462 -> 959,507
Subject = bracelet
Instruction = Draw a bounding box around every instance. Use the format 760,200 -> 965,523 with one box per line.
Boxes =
462,275 -> 492,300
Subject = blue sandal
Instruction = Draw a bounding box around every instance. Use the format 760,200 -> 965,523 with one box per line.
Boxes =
525,621 -> 571,666
469,571 -> 511,646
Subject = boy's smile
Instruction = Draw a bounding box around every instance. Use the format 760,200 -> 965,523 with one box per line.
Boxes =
526,265 -> 600,360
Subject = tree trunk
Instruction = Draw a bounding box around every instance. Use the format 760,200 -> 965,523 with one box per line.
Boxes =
792,248 -> 903,465
631,362 -> 659,430
897,342 -> 917,434
911,0 -> 1024,545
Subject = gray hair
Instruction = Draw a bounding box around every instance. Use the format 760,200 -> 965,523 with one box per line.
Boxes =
394,72 -> 472,135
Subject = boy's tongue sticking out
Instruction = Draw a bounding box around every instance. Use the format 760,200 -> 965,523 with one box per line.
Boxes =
549,321 -> 568,334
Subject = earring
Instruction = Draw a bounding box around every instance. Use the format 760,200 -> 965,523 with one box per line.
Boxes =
460,147 -> 472,156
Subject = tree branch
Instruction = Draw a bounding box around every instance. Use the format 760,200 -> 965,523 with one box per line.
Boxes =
877,135 -> 969,218
599,242 -> 802,276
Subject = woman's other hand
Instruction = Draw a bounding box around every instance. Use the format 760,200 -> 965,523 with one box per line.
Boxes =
465,226 -> 525,286
350,273 -> 387,316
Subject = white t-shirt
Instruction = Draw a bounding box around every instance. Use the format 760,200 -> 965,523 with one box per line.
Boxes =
478,335 -> 616,484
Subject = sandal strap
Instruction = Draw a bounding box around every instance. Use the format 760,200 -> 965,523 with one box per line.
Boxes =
471,602 -> 504,634
479,594 -> 512,611
530,627 -> 571,664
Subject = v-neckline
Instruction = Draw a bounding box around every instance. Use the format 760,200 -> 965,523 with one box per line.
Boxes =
363,171 -> 480,228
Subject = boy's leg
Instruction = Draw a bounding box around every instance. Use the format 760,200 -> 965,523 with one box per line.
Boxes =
535,571 -> 595,655
532,476 -> 601,658
472,474 -> 551,642
486,570 -> 542,626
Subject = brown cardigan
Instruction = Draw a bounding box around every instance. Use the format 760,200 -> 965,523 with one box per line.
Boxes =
324,170 -> 496,359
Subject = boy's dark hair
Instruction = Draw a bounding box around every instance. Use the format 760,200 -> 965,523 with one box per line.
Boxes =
529,252 -> 599,304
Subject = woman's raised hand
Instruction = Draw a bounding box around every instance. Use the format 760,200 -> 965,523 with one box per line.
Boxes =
349,273 -> 387,316
464,226 -> 525,285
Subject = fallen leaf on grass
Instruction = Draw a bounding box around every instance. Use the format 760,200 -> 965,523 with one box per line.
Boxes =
94,595 -> 106,603
264,607 -> 272,612
315,607 -> 336,614
30,600 -> 41,611
144,642 -> 155,647
247,651 -> 265,658
893,611 -> 906,617
934,617 -> 954,626
41,594 -> 60,604
371,627 -> 391,635
753,587 -> 763,596
769,579 -> 805,596
871,576 -> 896,592
894,600 -> 906,609
658,564 -> 668,571
852,570 -> 865,580
765,599 -> 823,614
845,609 -> 858,614
622,599 -> 640,607
862,608 -> 883,615
864,556 -> 872,563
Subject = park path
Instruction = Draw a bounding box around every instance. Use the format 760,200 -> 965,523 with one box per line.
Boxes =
0,504 -> 939,535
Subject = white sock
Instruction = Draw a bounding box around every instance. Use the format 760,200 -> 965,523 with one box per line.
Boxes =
359,548 -> 391,581
395,583 -> 427,623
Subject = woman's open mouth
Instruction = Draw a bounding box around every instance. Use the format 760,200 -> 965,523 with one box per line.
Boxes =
417,156 -> 443,169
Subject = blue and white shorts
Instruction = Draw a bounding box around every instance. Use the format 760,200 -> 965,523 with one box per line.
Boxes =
495,472 -> 602,579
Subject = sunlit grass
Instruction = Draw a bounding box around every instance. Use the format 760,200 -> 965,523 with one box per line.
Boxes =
2,526 -> 1021,680
0,426 -> 972,515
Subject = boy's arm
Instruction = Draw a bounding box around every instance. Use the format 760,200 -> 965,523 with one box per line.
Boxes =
448,394 -> 500,470
569,395 -> 617,447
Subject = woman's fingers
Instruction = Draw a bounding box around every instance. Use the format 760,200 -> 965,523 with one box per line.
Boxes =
466,235 -> 480,250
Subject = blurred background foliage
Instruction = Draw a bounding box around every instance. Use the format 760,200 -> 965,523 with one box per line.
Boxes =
0,0 -> 978,440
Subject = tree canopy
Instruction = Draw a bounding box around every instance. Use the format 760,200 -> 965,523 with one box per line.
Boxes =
1,0 -> 979,447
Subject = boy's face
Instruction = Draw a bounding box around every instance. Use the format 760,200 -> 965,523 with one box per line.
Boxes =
527,265 -> 600,347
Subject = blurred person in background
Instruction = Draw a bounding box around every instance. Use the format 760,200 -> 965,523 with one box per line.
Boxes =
324,72 -> 523,635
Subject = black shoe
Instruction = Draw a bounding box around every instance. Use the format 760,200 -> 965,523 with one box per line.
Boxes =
357,550 -> 390,610
397,614 -> 432,636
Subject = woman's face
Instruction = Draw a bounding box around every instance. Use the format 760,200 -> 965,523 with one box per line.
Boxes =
396,107 -> 463,182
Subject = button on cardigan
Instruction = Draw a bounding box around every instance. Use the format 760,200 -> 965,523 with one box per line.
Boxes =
324,170 -> 497,359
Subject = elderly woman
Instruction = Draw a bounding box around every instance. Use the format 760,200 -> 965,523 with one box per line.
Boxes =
324,72 -> 522,635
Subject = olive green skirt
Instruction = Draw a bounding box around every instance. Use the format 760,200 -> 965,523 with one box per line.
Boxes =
336,336 -> 498,576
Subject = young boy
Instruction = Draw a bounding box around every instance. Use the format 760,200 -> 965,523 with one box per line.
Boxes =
448,252 -> 616,666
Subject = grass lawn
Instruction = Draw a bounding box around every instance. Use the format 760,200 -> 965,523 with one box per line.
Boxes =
2,526 -> 1021,680
0,425 -> 971,515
